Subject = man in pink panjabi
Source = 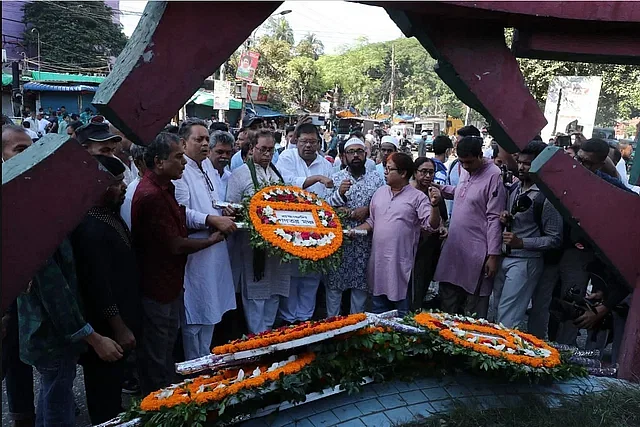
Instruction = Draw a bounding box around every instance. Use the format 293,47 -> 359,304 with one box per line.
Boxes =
434,136 -> 506,318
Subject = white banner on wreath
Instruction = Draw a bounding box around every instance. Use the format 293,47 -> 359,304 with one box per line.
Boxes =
274,210 -> 317,227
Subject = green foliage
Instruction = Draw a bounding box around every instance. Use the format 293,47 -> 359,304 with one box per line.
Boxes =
264,16 -> 295,45
408,384 -> 640,427
22,1 -> 128,69
296,33 -> 324,60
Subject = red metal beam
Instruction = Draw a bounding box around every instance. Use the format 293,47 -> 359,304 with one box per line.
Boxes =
512,29 -> 640,65
93,1 -> 282,146
531,147 -> 640,382
386,8 -> 545,152
531,148 -> 640,291
1,135 -> 113,312
364,1 -> 640,30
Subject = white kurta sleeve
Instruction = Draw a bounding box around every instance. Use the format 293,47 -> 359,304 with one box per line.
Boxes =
173,178 -> 208,230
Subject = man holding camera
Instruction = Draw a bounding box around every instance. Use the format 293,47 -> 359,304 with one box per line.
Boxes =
492,141 -> 563,329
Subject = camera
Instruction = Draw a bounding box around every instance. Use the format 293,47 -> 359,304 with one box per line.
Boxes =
500,164 -> 513,186
549,285 -> 599,322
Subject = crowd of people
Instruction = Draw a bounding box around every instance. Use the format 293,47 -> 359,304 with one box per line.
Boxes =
17,105 -> 96,142
0,114 -> 636,426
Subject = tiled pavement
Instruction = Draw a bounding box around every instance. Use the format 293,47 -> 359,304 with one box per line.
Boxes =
241,375 -> 627,427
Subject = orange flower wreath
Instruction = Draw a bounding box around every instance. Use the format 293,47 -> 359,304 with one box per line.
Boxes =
248,185 -> 343,261
414,312 -> 561,369
213,313 -> 366,355
140,353 -> 316,412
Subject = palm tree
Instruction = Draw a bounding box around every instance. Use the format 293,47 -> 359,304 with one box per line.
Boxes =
265,17 -> 294,45
303,33 -> 324,59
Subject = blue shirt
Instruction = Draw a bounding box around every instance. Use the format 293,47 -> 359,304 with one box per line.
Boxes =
595,170 -> 635,193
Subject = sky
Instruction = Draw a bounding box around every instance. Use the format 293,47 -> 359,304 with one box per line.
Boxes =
119,1 -> 405,54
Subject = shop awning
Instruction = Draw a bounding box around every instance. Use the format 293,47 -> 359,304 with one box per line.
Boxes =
246,104 -> 284,118
29,71 -> 106,84
24,82 -> 98,92
188,90 -> 242,109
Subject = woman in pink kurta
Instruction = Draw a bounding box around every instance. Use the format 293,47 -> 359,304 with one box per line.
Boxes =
433,136 -> 506,318
352,153 -> 442,316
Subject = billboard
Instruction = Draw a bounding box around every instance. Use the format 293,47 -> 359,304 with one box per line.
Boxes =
235,51 -> 260,83
243,83 -> 268,102
541,76 -> 602,142
213,80 -> 231,110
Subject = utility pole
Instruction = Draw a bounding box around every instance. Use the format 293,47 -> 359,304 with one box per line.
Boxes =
389,44 -> 395,121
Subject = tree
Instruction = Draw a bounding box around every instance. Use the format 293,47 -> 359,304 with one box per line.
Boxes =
296,33 -> 324,60
505,29 -> 640,126
283,57 -> 323,110
23,1 -> 128,70
264,16 -> 294,45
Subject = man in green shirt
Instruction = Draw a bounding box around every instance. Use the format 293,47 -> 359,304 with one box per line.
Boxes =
18,230 -> 123,425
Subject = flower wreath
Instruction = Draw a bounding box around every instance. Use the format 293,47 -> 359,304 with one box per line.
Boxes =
140,353 -> 316,412
414,312 -> 561,369
245,185 -> 343,273
213,313 -> 366,355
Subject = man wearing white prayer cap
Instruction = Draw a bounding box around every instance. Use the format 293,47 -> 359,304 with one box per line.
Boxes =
325,137 -> 385,316
376,135 -> 399,178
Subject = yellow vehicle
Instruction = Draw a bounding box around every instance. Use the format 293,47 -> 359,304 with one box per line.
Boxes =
446,117 -> 464,136
414,115 -> 464,136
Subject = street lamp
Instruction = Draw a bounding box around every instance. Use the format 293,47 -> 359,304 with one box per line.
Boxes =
31,28 -> 40,78
273,10 -> 292,17
250,10 -> 293,46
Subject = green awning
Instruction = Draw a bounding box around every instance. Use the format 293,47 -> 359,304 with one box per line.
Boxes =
2,74 -> 12,86
188,90 -> 242,110
30,71 -> 106,83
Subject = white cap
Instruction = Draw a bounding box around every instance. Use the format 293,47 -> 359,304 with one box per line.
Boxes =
381,135 -> 399,149
344,137 -> 365,150
365,134 -> 375,142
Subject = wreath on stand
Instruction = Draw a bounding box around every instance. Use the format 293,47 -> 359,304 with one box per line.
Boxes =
242,185 -> 344,274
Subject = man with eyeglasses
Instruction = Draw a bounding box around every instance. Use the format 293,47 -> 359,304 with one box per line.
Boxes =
375,135 -> 399,178
172,120 -> 237,360
325,137 -> 385,316
434,136 -> 507,319
276,123 -> 334,325
227,129 -> 293,334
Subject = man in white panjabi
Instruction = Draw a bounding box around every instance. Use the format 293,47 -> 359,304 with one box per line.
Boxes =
227,129 -> 293,334
173,120 -> 238,359
276,123 -> 334,325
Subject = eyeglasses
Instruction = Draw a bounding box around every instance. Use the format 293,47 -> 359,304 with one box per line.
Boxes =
416,169 -> 435,175
255,146 -> 275,155
573,155 -> 596,169
384,167 -> 399,173
298,139 -> 318,147
345,149 -> 365,156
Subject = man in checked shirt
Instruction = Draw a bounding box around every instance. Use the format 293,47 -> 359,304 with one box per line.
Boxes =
492,140 -> 563,329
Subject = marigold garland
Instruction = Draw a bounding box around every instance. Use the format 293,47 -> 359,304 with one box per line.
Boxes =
248,185 -> 343,261
140,353 -> 316,412
213,313 -> 367,355
414,312 -> 561,369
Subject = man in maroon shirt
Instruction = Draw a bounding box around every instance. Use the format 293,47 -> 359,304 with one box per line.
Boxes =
131,132 -> 225,394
